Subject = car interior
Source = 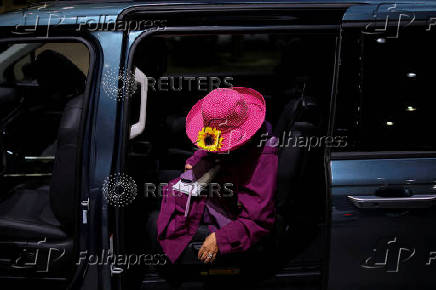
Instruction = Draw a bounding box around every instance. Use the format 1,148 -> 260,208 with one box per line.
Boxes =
122,32 -> 337,289
0,42 -> 89,288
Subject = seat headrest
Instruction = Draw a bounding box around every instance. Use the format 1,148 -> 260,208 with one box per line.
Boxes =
23,50 -> 86,97
165,115 -> 190,149
166,115 -> 186,136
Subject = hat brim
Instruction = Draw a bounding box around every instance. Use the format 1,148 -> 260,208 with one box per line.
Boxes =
186,87 -> 266,152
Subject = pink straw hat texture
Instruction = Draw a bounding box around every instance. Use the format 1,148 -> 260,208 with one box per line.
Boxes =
186,87 -> 266,152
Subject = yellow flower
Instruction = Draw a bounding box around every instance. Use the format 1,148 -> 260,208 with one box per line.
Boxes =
196,127 -> 223,152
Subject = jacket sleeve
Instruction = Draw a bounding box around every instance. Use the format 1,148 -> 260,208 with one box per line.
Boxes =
214,146 -> 278,255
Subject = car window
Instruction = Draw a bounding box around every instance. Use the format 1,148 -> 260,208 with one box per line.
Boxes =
0,42 -> 89,84
166,35 -> 281,74
0,41 -> 89,194
334,29 -> 436,152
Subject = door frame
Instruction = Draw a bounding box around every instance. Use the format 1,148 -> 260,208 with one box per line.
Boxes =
0,34 -> 99,288
116,4 -> 346,289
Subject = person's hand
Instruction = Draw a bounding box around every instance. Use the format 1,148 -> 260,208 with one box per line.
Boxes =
198,232 -> 218,263
185,164 -> 192,171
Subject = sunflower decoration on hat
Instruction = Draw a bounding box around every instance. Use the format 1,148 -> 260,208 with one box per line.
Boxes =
196,127 -> 223,152
186,87 -> 266,153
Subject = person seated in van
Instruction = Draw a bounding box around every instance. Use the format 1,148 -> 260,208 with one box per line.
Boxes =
155,87 -> 278,264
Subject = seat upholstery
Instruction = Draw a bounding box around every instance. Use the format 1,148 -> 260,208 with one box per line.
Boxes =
0,185 -> 66,240
49,95 -> 83,233
158,115 -> 193,183
0,93 -> 83,242
0,218 -> 66,241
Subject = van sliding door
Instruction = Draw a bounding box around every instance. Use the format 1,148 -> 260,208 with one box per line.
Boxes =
329,4 -> 436,290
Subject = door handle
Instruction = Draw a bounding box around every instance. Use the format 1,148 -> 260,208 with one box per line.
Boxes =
130,67 -> 148,140
347,195 -> 436,209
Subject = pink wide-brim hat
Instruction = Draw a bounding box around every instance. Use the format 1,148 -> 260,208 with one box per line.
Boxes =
186,87 -> 266,152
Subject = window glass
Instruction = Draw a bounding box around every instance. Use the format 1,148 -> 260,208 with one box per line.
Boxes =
0,42 -> 89,84
13,54 -> 32,82
334,29 -> 436,151
0,41 -> 89,193
166,35 -> 281,74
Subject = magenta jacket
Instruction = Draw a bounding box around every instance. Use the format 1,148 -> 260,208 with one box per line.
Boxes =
157,140 -> 278,263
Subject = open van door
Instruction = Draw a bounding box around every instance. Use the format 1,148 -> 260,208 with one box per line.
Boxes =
328,3 -> 436,290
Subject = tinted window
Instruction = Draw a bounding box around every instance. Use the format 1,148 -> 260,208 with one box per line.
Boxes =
166,35 -> 281,74
335,29 -> 436,151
